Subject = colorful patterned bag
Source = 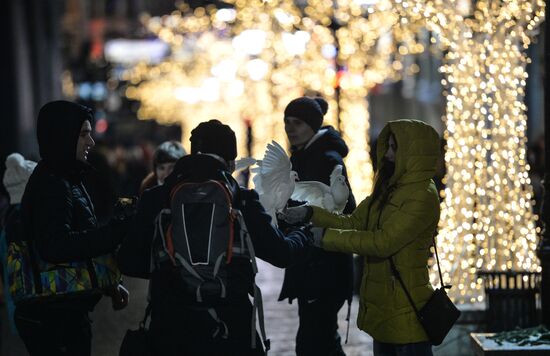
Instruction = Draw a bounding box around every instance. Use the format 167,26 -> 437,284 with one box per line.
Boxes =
5,209 -> 120,304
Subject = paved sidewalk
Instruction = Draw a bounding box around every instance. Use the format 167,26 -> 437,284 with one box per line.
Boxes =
1,260 -> 373,355
256,259 -> 373,356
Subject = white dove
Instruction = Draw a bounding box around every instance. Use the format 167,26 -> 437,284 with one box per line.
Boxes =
291,164 -> 350,213
251,141 -> 298,226
234,157 -> 257,172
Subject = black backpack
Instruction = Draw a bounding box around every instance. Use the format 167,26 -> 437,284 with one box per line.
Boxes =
151,173 -> 269,351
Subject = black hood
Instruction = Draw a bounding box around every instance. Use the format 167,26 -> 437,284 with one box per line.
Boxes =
294,125 -> 349,158
37,101 -> 94,173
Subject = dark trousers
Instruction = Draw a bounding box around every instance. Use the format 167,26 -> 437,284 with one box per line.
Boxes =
14,306 -> 91,356
150,301 -> 265,356
373,340 -> 433,356
296,297 -> 347,356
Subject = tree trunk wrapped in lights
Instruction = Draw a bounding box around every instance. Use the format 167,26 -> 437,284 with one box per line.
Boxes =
435,0 -> 544,304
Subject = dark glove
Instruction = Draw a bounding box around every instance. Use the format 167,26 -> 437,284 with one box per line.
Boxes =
279,205 -> 313,225
309,227 -> 325,248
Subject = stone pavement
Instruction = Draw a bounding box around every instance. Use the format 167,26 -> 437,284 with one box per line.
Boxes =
1,260 -> 373,355
255,260 -> 374,356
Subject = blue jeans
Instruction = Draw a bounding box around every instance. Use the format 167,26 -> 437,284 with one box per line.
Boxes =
373,340 -> 433,356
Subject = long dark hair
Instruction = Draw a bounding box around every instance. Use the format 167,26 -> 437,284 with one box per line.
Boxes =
371,134 -> 396,206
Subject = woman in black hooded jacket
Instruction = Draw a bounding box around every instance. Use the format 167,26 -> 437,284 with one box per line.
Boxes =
279,97 -> 356,356
16,101 -> 132,356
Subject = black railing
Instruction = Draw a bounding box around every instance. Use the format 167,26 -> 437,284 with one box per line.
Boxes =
477,271 -> 541,332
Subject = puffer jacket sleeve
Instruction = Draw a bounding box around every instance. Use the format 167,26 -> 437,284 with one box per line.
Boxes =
34,177 -> 124,264
321,191 -> 440,258
310,196 -> 371,230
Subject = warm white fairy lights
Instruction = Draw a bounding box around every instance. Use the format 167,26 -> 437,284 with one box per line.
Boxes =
115,0 -> 545,304
433,0 -> 545,304
120,0 -> 405,200
333,0 -> 429,198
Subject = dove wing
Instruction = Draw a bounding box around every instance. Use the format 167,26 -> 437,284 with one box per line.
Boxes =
259,141 -> 293,211
251,161 -> 264,194
329,164 -> 344,187
235,157 -> 257,172
260,142 -> 292,191
292,181 -> 330,208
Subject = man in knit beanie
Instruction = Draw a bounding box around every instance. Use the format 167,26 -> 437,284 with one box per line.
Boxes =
281,96 -> 356,356
190,119 -> 238,169
283,97 -> 328,149
3,153 -> 37,205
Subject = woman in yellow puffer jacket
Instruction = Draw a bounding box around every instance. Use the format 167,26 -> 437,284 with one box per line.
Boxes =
283,120 -> 441,355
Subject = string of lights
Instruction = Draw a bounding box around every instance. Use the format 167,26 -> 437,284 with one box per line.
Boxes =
122,0 -> 400,200
434,0 -> 545,303
115,0 -> 545,304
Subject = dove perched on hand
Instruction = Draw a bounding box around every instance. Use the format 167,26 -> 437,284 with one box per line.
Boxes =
251,141 -> 299,226
291,164 -> 349,213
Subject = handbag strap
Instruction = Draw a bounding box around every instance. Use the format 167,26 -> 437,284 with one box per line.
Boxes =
431,234 -> 449,289
389,258 -> 421,317
141,277 -> 153,329
139,302 -> 152,329
389,234 -> 451,316
373,195 -> 422,316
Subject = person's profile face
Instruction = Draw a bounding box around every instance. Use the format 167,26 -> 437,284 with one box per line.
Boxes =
76,120 -> 95,162
284,116 -> 315,147
155,162 -> 176,185
384,134 -> 397,163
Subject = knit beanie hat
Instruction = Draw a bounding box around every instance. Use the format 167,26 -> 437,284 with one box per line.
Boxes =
3,153 -> 37,204
283,97 -> 328,132
190,120 -> 237,162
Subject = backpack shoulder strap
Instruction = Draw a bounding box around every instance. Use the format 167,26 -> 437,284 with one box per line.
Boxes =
235,210 -> 270,352
218,170 -> 240,204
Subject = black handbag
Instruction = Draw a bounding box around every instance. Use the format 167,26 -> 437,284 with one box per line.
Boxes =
119,303 -> 152,356
389,235 -> 461,346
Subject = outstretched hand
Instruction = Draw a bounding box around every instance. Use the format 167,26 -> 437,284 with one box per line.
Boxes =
279,206 -> 312,225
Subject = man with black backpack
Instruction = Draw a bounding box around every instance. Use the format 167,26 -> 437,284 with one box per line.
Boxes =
118,120 -> 313,356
